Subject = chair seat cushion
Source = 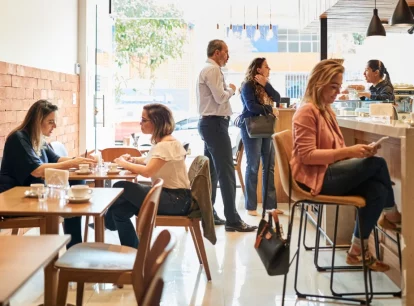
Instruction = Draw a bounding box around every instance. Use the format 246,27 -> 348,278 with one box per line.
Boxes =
55,242 -> 137,271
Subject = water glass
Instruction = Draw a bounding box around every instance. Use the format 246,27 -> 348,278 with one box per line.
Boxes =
38,186 -> 49,203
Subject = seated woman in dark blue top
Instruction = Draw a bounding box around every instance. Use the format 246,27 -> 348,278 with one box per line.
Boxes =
0,99 -> 95,248
238,57 -> 282,216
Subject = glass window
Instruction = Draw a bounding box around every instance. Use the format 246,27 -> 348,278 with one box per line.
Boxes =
278,34 -> 288,41
300,42 -> 311,52
312,42 -> 319,52
278,28 -> 287,34
288,29 -> 298,34
288,42 -> 299,52
300,34 -> 311,41
289,34 -> 300,41
278,42 -> 287,52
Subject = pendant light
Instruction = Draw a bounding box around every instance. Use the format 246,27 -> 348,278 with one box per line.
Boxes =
389,0 -> 414,27
266,1 -> 274,41
254,6 -> 261,41
241,6 -> 247,39
367,0 -> 386,36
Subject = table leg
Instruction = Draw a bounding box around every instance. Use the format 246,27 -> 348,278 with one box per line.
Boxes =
94,216 -> 105,242
43,215 -> 60,306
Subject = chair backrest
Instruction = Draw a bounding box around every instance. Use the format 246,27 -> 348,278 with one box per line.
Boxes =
99,147 -> 142,163
50,141 -> 68,157
235,138 -> 244,165
272,130 -> 297,199
132,178 -> 163,303
141,230 -> 176,306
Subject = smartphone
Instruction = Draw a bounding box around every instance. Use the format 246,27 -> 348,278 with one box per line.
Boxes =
370,136 -> 389,147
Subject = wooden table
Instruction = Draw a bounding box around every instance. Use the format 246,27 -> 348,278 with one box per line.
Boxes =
69,169 -> 137,187
0,235 -> 70,306
0,187 -> 124,306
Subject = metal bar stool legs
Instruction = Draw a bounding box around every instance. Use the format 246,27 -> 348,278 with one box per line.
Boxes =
293,201 -> 373,305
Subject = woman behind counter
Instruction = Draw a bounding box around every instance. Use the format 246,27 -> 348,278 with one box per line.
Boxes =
239,57 -> 282,216
361,59 -> 395,101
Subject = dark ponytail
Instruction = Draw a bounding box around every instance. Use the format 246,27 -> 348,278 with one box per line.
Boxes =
367,59 -> 393,87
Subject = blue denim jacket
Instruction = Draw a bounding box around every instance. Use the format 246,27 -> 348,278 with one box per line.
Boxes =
240,80 -> 281,120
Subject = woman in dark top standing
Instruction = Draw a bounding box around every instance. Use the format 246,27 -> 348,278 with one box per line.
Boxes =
239,57 -> 282,216
0,99 -> 95,248
362,60 -> 395,101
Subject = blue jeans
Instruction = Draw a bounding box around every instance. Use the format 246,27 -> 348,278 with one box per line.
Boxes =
198,116 -> 241,224
240,124 -> 276,211
319,157 -> 395,239
105,181 -> 192,248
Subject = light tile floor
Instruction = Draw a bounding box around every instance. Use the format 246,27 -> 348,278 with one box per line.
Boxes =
10,189 -> 403,306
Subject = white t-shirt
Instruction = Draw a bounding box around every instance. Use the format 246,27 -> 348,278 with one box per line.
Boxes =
145,140 -> 190,189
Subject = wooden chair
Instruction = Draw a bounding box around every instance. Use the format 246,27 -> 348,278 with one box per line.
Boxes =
234,138 -> 245,196
55,179 -> 164,306
99,147 -> 142,163
152,157 -> 212,281
0,216 -> 46,235
273,130 -> 373,305
141,230 -> 176,306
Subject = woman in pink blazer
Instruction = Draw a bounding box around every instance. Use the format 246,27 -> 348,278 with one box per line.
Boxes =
291,60 -> 401,272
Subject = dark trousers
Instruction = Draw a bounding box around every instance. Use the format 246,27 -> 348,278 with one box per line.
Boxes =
63,179 -> 85,249
240,124 -> 277,211
198,116 -> 241,224
105,181 -> 192,248
319,157 -> 395,240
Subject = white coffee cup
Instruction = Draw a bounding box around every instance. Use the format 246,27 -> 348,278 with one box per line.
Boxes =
71,185 -> 92,198
109,163 -> 118,172
79,164 -> 90,173
30,183 -> 45,194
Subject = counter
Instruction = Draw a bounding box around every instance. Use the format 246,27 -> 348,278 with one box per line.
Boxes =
338,117 -> 413,303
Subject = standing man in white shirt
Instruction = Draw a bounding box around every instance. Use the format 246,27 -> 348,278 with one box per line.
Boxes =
197,39 -> 256,232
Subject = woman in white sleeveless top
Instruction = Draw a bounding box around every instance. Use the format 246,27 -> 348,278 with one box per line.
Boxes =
104,103 -> 191,248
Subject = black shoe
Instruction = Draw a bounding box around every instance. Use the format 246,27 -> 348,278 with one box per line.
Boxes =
225,220 -> 258,232
213,214 -> 226,225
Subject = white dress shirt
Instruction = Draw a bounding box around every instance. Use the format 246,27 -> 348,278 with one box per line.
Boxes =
196,58 -> 235,116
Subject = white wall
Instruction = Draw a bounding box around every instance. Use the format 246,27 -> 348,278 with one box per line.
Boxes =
0,0 -> 78,74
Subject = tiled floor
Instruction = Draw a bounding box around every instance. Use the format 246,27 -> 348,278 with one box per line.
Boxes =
10,189 -> 402,306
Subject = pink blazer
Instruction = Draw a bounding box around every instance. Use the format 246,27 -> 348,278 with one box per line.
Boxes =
290,103 -> 345,195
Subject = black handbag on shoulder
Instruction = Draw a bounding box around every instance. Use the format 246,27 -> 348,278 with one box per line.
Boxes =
244,113 -> 276,138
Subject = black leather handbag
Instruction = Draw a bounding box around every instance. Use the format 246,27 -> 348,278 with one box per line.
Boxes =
244,108 -> 276,139
255,209 -> 290,275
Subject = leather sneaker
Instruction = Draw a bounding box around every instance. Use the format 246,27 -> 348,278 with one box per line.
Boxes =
225,220 -> 258,232
213,214 -> 226,225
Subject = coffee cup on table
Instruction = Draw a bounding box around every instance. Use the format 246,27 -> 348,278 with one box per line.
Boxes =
30,183 -> 44,195
70,185 -> 92,198
79,164 -> 90,173
109,163 -> 118,172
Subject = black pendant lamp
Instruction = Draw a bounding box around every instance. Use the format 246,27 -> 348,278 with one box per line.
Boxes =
389,0 -> 414,27
367,0 -> 386,36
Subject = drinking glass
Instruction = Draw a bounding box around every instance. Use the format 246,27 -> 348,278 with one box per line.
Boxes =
37,186 -> 49,203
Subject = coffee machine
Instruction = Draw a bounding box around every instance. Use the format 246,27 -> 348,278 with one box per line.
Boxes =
394,87 -> 414,120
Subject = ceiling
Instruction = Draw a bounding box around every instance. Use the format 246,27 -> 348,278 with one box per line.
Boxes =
303,0 -> 414,33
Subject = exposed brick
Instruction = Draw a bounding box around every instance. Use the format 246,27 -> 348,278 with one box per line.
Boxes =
16,111 -> 26,122
0,88 -> 5,99
33,89 -> 41,100
23,99 -> 33,110
40,69 -> 50,80
11,75 -> 23,87
0,75 -> 12,86
23,77 -> 37,89
8,88 -> 26,99
44,80 -> 51,90
60,73 -> 66,82
6,111 -> 16,123
52,71 -> 60,81
0,111 -> 6,124
16,65 -> 26,77
11,99 -> 23,111
7,63 -> 16,75
66,74 -> 78,83
0,62 -> 6,74
48,90 -> 54,99
37,79 -> 45,89
32,68 -> 41,79
40,90 -> 48,99
25,88 -> 33,99
51,80 -> 63,91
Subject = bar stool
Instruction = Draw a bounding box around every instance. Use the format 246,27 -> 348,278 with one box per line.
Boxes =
273,130 -> 373,305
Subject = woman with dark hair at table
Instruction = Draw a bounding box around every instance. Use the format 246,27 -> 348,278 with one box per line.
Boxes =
0,99 -> 95,248
104,103 -> 192,248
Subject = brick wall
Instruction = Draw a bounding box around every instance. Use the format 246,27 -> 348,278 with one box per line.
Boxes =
0,61 -> 80,158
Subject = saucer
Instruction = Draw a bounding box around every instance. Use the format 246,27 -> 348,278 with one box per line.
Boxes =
75,170 -> 92,175
67,195 -> 91,203
107,170 -> 121,175
24,190 -> 38,198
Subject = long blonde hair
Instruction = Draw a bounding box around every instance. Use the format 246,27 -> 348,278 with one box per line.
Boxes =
8,100 -> 58,156
303,59 -> 344,121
